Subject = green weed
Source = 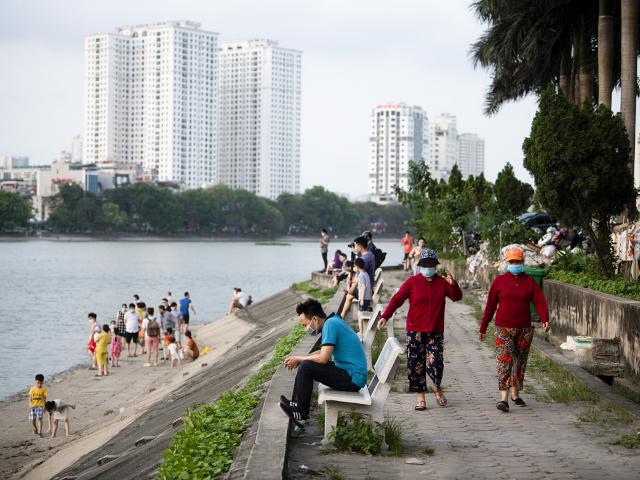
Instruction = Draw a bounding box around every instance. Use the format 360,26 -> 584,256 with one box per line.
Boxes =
614,433 -> 640,449
291,281 -> 338,304
323,465 -> 345,480
527,349 -> 595,403
382,418 -> 404,456
328,413 -> 384,455
422,446 -> 435,456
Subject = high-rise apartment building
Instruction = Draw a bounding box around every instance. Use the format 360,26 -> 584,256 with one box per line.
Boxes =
429,113 -> 458,181
218,39 -> 302,199
457,133 -> 485,178
83,21 -> 218,188
71,135 -> 83,163
368,103 -> 428,203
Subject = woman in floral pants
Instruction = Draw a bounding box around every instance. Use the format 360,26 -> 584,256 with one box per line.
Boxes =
379,249 -> 462,411
479,247 -> 550,412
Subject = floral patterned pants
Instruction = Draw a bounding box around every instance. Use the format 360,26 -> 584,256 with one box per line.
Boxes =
495,326 -> 534,391
406,331 -> 444,392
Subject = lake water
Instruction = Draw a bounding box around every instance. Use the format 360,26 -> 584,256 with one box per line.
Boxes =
0,239 -> 402,399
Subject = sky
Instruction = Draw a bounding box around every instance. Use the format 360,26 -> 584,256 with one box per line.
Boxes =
0,0 -> 637,197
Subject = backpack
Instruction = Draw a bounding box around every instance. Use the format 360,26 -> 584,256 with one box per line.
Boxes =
374,248 -> 386,269
147,319 -> 161,338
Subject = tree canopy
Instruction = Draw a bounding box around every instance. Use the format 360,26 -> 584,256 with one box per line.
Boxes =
0,190 -> 31,231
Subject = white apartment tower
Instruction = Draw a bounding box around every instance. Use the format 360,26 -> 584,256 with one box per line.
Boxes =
429,113 -> 458,180
457,133 -> 485,178
368,103 -> 428,203
218,40 -> 302,199
83,21 -> 218,188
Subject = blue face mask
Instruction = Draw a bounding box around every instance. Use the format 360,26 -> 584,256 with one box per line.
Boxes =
507,265 -> 524,275
420,267 -> 437,278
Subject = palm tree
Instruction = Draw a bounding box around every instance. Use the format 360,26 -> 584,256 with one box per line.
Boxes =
620,0 -> 638,170
598,0 -> 615,108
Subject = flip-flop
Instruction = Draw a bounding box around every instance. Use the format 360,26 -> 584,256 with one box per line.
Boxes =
414,401 -> 426,411
511,397 -> 526,407
496,401 -> 509,412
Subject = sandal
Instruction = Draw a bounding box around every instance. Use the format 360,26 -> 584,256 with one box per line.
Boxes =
511,396 -> 526,407
414,400 -> 426,411
433,388 -> 448,407
496,401 -> 509,412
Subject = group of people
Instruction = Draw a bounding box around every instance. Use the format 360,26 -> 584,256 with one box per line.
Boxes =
280,244 -> 550,428
400,230 -> 426,272
87,291 -> 200,375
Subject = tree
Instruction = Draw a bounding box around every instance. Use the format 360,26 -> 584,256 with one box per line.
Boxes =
523,87 -> 637,276
394,160 -> 433,219
598,0 -> 615,108
0,190 -> 31,230
102,202 -> 128,232
620,0 -> 638,170
47,184 -> 103,232
494,163 -> 534,217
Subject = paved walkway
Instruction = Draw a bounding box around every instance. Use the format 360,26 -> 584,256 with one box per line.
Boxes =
288,273 -> 640,480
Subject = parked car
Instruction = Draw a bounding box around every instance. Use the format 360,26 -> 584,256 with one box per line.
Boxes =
517,212 -> 557,234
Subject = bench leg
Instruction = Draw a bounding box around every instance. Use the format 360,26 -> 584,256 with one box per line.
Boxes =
322,405 -> 339,446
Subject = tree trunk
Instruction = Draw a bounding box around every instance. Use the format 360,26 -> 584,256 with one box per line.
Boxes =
620,0 -> 638,174
579,69 -> 593,105
559,54 -> 570,98
598,0 -> 614,108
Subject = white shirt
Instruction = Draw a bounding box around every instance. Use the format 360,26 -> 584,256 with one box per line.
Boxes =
124,310 -> 140,333
168,343 -> 179,359
236,291 -> 249,308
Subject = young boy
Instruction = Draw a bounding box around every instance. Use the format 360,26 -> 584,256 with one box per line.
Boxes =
167,336 -> 181,368
354,257 -> 373,337
28,374 -> 47,436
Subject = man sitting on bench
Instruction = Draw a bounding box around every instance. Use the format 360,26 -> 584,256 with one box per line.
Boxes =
280,298 -> 368,428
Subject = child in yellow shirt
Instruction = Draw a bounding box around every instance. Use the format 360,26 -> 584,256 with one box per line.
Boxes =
28,373 -> 47,436
96,324 -> 112,377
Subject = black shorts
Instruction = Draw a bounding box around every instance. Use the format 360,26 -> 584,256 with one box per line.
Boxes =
404,253 -> 410,260
125,331 -> 138,344
233,300 -> 245,310
359,299 -> 372,312
182,313 -> 190,324
336,273 -> 348,282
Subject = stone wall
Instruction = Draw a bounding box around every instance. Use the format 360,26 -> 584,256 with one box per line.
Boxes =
543,279 -> 640,381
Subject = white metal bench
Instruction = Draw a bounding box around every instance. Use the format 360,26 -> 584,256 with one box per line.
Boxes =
317,337 -> 403,447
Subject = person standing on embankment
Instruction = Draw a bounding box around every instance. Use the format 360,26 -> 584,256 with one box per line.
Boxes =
478,246 -> 550,413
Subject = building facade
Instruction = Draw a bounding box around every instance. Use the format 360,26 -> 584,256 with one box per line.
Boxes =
457,133 -> 485,178
428,113 -> 458,181
218,39 -> 301,199
368,103 -> 428,204
83,21 -> 218,188
0,156 -> 29,169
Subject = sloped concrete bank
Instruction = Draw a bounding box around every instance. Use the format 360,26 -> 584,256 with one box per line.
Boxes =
51,289 -> 304,480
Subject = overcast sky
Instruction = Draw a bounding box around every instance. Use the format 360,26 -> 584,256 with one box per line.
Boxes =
0,0 -> 637,197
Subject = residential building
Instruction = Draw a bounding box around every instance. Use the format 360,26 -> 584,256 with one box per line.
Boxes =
457,133 -> 485,178
218,39 -> 302,199
368,103 -> 428,204
83,21 -> 218,188
0,156 -> 29,169
71,135 -> 83,163
429,113 -> 458,181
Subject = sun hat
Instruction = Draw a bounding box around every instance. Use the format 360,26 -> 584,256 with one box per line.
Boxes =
417,248 -> 439,267
361,230 -> 373,239
504,246 -> 524,262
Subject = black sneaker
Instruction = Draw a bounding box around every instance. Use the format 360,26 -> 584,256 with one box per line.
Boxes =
279,395 -> 299,409
279,402 -> 306,428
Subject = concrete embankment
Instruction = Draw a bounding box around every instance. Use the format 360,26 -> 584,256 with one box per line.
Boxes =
2,289 -> 303,480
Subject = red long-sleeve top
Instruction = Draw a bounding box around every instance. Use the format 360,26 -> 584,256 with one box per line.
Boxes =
479,272 -> 549,334
381,274 -> 463,333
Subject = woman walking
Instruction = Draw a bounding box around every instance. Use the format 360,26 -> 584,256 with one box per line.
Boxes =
479,246 -> 550,412
378,249 -> 462,410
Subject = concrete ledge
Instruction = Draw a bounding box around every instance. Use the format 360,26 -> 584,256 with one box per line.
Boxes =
310,271 -> 334,288
241,288 -> 345,480
543,279 -> 640,381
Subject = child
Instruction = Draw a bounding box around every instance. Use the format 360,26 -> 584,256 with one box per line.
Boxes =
354,257 -> 372,337
167,336 -> 181,368
44,400 -> 76,438
182,330 -> 199,361
110,320 -> 122,367
87,312 -> 98,370
95,324 -> 111,377
28,373 -> 47,436
163,327 -> 174,361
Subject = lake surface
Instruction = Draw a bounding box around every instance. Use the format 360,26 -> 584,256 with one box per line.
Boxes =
0,239 -> 402,399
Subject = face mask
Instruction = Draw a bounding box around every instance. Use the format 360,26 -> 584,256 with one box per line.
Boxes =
420,267 -> 437,278
507,265 -> 524,275
305,318 -> 318,335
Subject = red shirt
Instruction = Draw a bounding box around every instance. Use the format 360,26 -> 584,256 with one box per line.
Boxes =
382,274 -> 462,333
401,236 -> 414,254
480,272 -> 549,334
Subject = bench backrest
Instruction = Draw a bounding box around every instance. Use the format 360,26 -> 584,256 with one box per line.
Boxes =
368,337 -> 402,397
372,278 -> 384,304
374,267 -> 383,284
362,303 -> 383,340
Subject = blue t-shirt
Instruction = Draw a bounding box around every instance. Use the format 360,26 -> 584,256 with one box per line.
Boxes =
179,298 -> 191,316
321,314 -> 368,388
360,250 -> 376,286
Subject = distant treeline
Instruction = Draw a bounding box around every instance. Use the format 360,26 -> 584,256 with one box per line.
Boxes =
17,183 -> 410,236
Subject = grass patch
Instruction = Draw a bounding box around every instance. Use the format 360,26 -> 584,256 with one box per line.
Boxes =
527,349 -> 595,403
422,446 -> 435,456
158,324 -> 306,479
382,418 -> 403,456
548,270 -> 640,301
614,433 -> 640,449
326,413 -> 403,456
291,281 -> 338,304
323,465 -> 345,480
